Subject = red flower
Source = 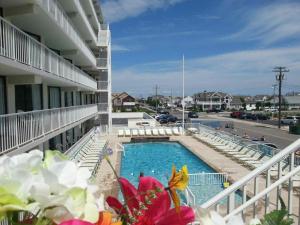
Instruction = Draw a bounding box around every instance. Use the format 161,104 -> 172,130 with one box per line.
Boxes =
106,177 -> 195,225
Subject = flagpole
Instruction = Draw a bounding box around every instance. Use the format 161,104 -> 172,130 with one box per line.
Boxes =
182,55 -> 185,134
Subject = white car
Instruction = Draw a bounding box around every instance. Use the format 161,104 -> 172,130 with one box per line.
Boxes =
281,116 -> 300,125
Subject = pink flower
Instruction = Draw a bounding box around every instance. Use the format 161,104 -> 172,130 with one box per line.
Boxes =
106,177 -> 195,225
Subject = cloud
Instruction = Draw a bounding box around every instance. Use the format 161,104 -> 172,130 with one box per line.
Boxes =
112,46 -> 300,96
114,30 -> 205,42
226,2 -> 300,45
111,44 -> 130,52
101,0 -> 186,23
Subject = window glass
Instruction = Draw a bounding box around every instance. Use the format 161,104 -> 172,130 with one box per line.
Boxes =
48,87 -> 61,108
0,77 -> 6,114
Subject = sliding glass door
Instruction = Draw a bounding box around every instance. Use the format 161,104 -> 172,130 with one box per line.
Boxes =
15,84 -> 42,112
48,87 -> 61,109
0,76 -> 6,115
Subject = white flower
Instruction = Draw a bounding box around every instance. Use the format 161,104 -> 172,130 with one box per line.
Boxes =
0,149 -> 105,224
249,218 -> 261,225
198,209 -> 244,225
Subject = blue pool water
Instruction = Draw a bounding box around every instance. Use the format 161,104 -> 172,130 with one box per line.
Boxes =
121,142 -> 231,205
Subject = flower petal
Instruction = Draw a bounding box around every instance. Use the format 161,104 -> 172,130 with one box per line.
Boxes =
59,219 -> 94,225
156,206 -> 195,225
138,176 -> 171,221
210,211 -> 226,225
227,214 -> 244,225
96,212 -> 112,225
106,196 -> 126,215
169,189 -> 181,213
119,177 -> 140,212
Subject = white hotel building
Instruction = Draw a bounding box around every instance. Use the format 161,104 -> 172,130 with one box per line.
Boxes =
0,0 -> 112,155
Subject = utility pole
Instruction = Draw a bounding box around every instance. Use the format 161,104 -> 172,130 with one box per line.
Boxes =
182,55 -> 185,134
155,85 -> 159,113
273,67 -> 289,128
272,84 -> 277,109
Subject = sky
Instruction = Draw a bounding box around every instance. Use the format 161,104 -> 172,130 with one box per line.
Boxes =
101,0 -> 300,97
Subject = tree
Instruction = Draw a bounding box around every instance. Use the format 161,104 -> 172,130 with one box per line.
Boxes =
256,102 -> 262,110
240,97 -> 246,110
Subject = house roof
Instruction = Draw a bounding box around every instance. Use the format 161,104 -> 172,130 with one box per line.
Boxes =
194,91 -> 232,100
284,96 -> 300,104
112,92 -> 135,101
231,96 -> 243,105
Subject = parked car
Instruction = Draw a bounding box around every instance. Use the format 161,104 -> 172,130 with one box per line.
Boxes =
167,115 -> 177,123
159,117 -> 169,124
256,114 -> 270,120
230,111 -> 243,118
240,113 -> 252,120
281,116 -> 300,125
188,111 -> 198,118
157,109 -> 169,115
158,114 -> 177,124
207,109 -> 221,113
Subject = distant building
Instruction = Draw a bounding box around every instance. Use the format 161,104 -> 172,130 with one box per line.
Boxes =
112,92 -> 136,111
194,92 -> 232,110
229,96 -> 243,110
181,96 -> 194,109
273,96 -> 300,110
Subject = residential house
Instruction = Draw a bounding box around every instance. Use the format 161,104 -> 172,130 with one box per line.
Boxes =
194,92 -> 232,110
181,96 -> 195,109
112,92 -> 136,111
229,96 -> 244,110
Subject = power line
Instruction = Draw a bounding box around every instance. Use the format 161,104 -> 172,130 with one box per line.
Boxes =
273,66 -> 289,128
154,85 -> 159,113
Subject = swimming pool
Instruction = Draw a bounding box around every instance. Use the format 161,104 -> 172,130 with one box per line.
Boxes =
120,141 -> 230,205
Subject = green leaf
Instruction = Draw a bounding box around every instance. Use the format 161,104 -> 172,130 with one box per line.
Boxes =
260,198 -> 294,225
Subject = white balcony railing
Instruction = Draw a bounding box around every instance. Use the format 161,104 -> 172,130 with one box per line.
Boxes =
38,0 -> 96,65
97,58 -> 108,68
74,0 -> 97,41
201,139 -> 300,222
98,29 -> 110,47
97,103 -> 109,113
0,104 -> 97,154
97,81 -> 108,91
0,17 -> 97,90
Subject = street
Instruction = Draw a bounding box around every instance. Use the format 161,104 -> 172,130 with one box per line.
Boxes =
154,107 -> 299,149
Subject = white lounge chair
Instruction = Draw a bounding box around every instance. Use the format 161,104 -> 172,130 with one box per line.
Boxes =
118,129 -> 124,137
132,129 -> 138,136
173,127 -> 180,135
145,129 -> 152,136
139,129 -> 145,136
152,128 -> 159,136
165,128 -> 172,135
158,128 -> 165,135
125,129 -> 131,137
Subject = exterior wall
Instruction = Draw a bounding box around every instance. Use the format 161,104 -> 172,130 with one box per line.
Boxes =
0,1 -> 111,154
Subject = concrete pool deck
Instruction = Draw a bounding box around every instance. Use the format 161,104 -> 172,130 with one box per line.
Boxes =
95,134 -> 299,221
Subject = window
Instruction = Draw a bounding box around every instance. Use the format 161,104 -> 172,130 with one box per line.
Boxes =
0,76 -> 6,114
64,91 -> 73,107
15,84 -> 42,112
48,87 -> 61,109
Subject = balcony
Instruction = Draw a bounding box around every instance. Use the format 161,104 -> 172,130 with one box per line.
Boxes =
96,58 -> 108,68
38,0 -> 96,66
98,25 -> 110,47
59,0 -> 98,47
97,103 -> 109,113
0,104 -> 98,155
0,17 -> 97,90
97,81 -> 108,91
